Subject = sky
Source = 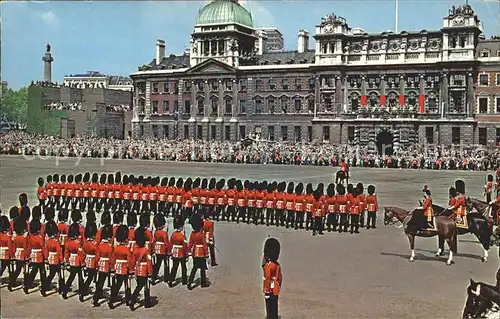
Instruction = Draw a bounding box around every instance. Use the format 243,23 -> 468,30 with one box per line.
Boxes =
2,0 -> 499,89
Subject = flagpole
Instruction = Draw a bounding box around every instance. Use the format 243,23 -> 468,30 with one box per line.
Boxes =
395,0 -> 399,33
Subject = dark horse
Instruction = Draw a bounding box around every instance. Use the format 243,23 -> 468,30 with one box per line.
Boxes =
335,170 -> 348,186
384,206 -> 457,265
463,278 -> 500,318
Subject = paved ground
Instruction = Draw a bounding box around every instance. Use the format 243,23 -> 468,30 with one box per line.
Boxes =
0,155 -> 498,318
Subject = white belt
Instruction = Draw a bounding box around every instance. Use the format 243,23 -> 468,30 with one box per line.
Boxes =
116,259 -> 127,263
140,262 -> 147,265
70,253 -> 78,256
100,257 -> 109,261
0,247 -> 8,250
32,249 -> 42,252
86,254 -> 95,258
49,252 -> 57,255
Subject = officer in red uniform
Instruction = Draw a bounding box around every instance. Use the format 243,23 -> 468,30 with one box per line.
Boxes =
37,177 -> 47,211
284,182 -> 295,229
109,225 -> 133,309
449,180 -> 467,226
152,214 -> 170,284
127,213 -> 137,254
202,213 -> 217,267
304,183 -> 315,230
422,189 -> 434,230
93,224 -> 113,307
485,174 -> 494,203
246,181 -> 256,224
198,178 -> 208,217
96,212 -> 112,244
207,178 -> 217,219
312,189 -> 325,236
129,227 -> 153,310
42,220 -> 64,296
166,177 -> 176,217
183,178 -> 194,219
9,217 -> 29,291
324,183 -> 337,232
106,174 -> 116,213
45,175 -> 54,208
365,185 -> 378,229
81,172 -> 91,211
340,159 -> 350,180
57,209 -> 69,252
191,178 -> 201,216
0,216 -> 12,280
52,174 -> 61,210
263,237 -> 282,319
80,222 -> 98,301
131,175 -> 141,214
65,175 -> 75,210
293,183 -> 305,230
168,215 -> 188,287
139,213 -> 153,253
60,175 -> 68,210
25,219 -> 45,294
174,178 -> 185,216
188,213 -> 209,289
254,182 -> 265,225
148,176 -> 159,215
336,184 -> 349,233
114,172 -> 123,212
63,223 -> 84,299
73,174 -> 83,211
356,183 -> 366,228
112,211 -> 124,243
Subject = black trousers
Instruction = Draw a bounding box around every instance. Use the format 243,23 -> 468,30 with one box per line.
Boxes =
305,213 -> 313,230
43,264 -> 64,294
1,260 -> 11,278
188,257 -> 207,286
132,200 -> 141,213
169,258 -> 187,284
110,274 -> 130,302
226,206 -> 236,221
81,268 -> 97,295
208,244 -> 217,266
215,205 -> 224,221
265,293 -> 279,319
153,254 -> 169,282
158,201 -> 166,215
275,210 -> 284,226
265,208 -> 274,226
25,262 -> 46,289
339,214 -> 348,232
312,216 -> 323,235
326,213 -> 337,231
10,260 -> 26,287
149,200 -> 157,215
65,266 -> 83,294
130,276 -> 151,307
295,211 -> 305,229
286,210 -> 295,228
93,271 -> 109,304
237,207 -> 246,223
367,211 -> 377,228
350,214 -> 360,233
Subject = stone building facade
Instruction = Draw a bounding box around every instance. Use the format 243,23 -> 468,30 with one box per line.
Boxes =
130,1 -> 500,152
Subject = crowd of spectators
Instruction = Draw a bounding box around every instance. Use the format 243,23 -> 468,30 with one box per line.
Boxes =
1,131 -> 498,171
43,101 -> 83,111
106,104 -> 131,112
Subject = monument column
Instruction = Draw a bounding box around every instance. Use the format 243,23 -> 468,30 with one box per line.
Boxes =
42,44 -> 54,82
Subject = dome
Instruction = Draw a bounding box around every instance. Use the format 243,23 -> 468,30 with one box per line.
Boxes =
196,0 -> 253,28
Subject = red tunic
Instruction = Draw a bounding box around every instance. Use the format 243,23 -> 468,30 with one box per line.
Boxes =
57,222 -> 68,246
226,189 -> 236,206
96,240 -> 113,273
107,184 -> 115,199
167,187 -> 175,203
423,197 -> 433,217
183,191 -> 193,208
122,184 -> 131,200
131,185 -> 140,201
170,231 -> 188,258
324,195 -> 336,213
82,240 -> 98,269
0,233 -> 12,260
153,229 -> 170,255
65,239 -> 83,266
216,189 -> 226,206
148,185 -> 157,201
275,192 -> 286,210
12,234 -> 29,260
83,183 -> 91,198
60,183 -> 67,197
294,194 -> 305,212
175,188 -> 184,204
53,183 -> 61,197
357,194 -> 366,212
66,183 -> 75,198
366,195 -> 378,212
202,220 -> 214,244
112,244 -> 133,275
263,261 -> 282,296
46,182 -> 54,197
133,246 -> 153,277
91,183 -> 99,198
207,189 -> 217,206
304,194 -> 315,213
265,192 -> 275,209
237,190 -> 247,207
128,227 -> 136,253
28,234 -> 45,263
45,238 -> 63,265
285,193 -> 295,211
350,196 -> 361,215
37,186 -> 47,201
313,200 -> 324,217
188,231 -> 208,258
158,186 -> 167,202
98,184 -> 107,199
336,195 -> 349,214
255,191 -> 266,209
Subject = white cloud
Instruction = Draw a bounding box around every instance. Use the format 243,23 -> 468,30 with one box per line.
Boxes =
40,10 -> 59,26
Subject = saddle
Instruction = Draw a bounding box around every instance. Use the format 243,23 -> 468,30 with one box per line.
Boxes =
453,214 -> 469,229
421,217 -> 437,232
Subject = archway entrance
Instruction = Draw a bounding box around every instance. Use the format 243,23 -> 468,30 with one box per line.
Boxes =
376,130 -> 394,156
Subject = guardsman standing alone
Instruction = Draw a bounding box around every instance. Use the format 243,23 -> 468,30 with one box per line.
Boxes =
365,185 -> 378,229
262,237 -> 283,319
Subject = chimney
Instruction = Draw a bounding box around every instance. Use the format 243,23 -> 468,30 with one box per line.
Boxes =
297,29 -> 309,53
156,39 -> 166,64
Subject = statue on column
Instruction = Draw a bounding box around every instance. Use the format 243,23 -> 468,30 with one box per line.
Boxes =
46,43 -> 51,53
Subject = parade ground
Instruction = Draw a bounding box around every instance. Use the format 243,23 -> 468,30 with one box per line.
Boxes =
0,156 -> 497,318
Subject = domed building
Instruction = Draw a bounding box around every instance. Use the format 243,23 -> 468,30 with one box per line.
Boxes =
130,2 -> 500,150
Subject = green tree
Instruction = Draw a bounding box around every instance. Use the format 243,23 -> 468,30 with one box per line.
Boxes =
0,86 -> 28,125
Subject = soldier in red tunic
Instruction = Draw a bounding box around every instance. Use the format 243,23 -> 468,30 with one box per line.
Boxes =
293,183 -> 305,230
263,237 -> 282,319
97,174 -> 107,213
93,224 -> 113,307
89,173 -> 99,212
148,177 -> 159,215
214,179 -> 226,222
225,179 -> 237,222
109,225 -> 133,309
158,177 -> 168,215
188,213 -> 209,289
168,215 -> 188,287
106,174 -> 116,213
265,183 -> 276,226
349,188 -> 361,234
284,182 -> 295,229
207,178 -> 217,219
183,178 -> 194,219
0,216 -> 12,281
80,222 -> 98,301
336,184 -> 349,233
152,214 -> 170,284
127,213 -> 137,254
63,223 -> 84,299
57,209 -> 69,253
60,175 -> 68,210
304,183 -> 315,230
9,217 -> 29,291
131,175 -> 141,214
166,177 -> 176,217
72,174 -> 83,211
236,180 -> 248,224
254,182 -> 266,225
65,175 -> 75,210
129,227 -> 153,310
485,174 -> 494,203
96,212 -> 112,244
312,189 -> 325,236
25,219 -> 45,294
365,185 -> 378,229
324,183 -> 337,232
274,182 -> 287,227
356,183 -> 366,228
81,172 -> 91,211
114,172 -> 123,212
45,175 -> 54,208
42,220 -> 64,296
246,181 -> 257,224
202,213 -> 217,267
37,177 -> 47,211
52,174 -> 61,210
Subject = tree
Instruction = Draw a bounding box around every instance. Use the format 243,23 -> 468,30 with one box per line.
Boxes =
0,86 -> 28,125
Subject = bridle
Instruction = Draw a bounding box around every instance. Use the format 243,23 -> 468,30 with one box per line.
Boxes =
384,209 -> 404,228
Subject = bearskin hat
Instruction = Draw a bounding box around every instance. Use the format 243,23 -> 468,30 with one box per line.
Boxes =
101,211 -> 111,226
83,172 -> 90,183
209,178 -> 216,190
123,174 -> 129,185
193,178 -> 200,189
267,183 -> 274,193
100,224 -> 113,241
154,177 -> 160,186
86,210 -> 96,224
161,177 -> 168,187
351,187 -> 358,197
58,208 -> 69,222
99,173 -> 106,184
85,222 -> 97,240
287,182 -> 295,194
184,178 -> 192,191
20,206 -> 30,221
247,182 -> 254,192
264,237 -> 280,262
190,213 -> 203,232
14,217 -> 27,235
217,179 -> 225,190
115,225 -> 128,243
30,219 -> 41,234
176,178 -> 184,188
44,207 -> 55,221
488,174 -> 494,182
107,174 -> 114,185
46,175 -> 52,183
153,214 -> 166,229
76,173 -> 83,184
306,183 -> 313,195
367,185 -> 375,195
173,214 -> 184,230
356,183 -> 364,193
227,179 -> 234,189
143,176 -> 150,187
244,180 -> 250,189
263,181 -> 268,188
455,180 -> 465,194
68,174 -> 74,183
424,189 -> 431,196
60,174 -> 66,184
0,216 -> 9,233
127,212 -> 137,227
236,181 -> 243,192
68,223 -> 80,238
346,184 -> 353,194
449,187 -> 457,197
278,182 -> 286,192
71,209 -> 82,223
19,193 -> 28,207
293,183 -> 302,195
168,177 -> 176,187
32,206 -> 42,221
9,206 -> 18,220
128,174 -> 135,185
53,174 -> 59,183
314,189 -> 322,201
45,220 -> 58,238
135,227 -> 147,247
337,183 -> 346,195
92,173 -> 98,183
37,177 -> 44,187
317,183 -> 324,194
139,213 -> 150,228
115,171 -> 122,184
327,183 -> 335,197
113,210 -> 124,225
138,175 -> 144,185
201,178 -> 208,189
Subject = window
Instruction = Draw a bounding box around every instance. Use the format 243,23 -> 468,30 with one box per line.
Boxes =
184,81 -> 191,92
451,74 -> 465,86
479,128 -> 487,146
323,126 -> 330,142
452,127 -> 461,145
239,99 -> 246,114
140,125 -> 144,137
152,83 -> 159,93
174,101 -> 178,113
211,125 -> 216,140
239,125 -> 246,139
163,125 -> 169,139
307,126 -> 313,142
255,99 -> 262,114
294,126 -> 301,142
225,81 -> 232,91
308,98 -> 314,113
496,74 -> 500,86
197,125 -> 203,140
294,99 -> 301,113
295,78 -> 302,90
325,97 -> 332,112
211,80 -> 218,91
480,50 -> 490,58
268,98 -> 275,114
479,74 -> 489,86
225,99 -> 232,115
225,125 -> 230,141
184,100 -> 191,114
152,101 -> 159,114
281,126 -> 288,141
255,79 -> 263,91
497,97 -> 500,113
497,128 -> 500,146
163,100 -> 169,114
198,81 -> 204,91
173,81 -> 179,94
197,99 -> 204,115
348,126 -> 355,143
184,124 -> 189,139
152,125 -> 159,138
268,126 -> 275,141
239,79 -> 247,91
163,82 -> 169,93
281,79 -> 289,90
269,79 -> 276,90
426,127 -> 434,144
479,97 -> 488,113
211,99 -> 218,115
280,97 -> 288,114
459,36 -> 466,48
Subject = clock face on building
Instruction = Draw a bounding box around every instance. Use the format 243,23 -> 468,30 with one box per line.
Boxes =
453,16 -> 465,26
323,24 -> 334,34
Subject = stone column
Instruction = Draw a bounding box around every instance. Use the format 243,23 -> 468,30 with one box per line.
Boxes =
218,79 -> 223,118
440,72 -> 448,117
42,51 -> 54,83
467,72 -> 474,117
190,80 -> 196,119
335,76 -> 342,115
343,76 -> 348,113
204,80 -> 209,118
314,76 -> 320,118
232,79 -> 238,119
380,75 -> 386,108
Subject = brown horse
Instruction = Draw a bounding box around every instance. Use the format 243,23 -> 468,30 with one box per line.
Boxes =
384,206 -> 457,265
335,170 -> 348,186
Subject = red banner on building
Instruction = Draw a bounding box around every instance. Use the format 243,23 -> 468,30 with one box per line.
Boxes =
418,94 -> 425,113
399,94 -> 405,107
361,95 -> 367,106
380,95 -> 386,106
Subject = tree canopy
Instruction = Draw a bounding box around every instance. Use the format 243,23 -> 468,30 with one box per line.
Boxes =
0,86 -> 28,125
